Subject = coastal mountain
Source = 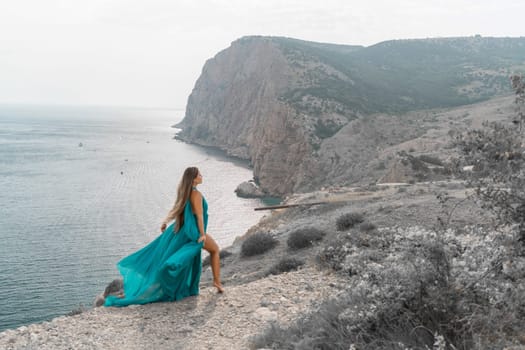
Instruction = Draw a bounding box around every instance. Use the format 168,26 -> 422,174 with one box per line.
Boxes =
176,36 -> 525,196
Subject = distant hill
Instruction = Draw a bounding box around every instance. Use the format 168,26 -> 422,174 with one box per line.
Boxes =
275,36 -> 525,114
177,36 -> 525,195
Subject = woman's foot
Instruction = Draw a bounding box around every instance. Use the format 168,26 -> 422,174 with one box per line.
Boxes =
213,281 -> 225,293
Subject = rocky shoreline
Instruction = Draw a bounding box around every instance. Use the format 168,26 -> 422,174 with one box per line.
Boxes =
1,181 -> 524,349
0,267 -> 340,350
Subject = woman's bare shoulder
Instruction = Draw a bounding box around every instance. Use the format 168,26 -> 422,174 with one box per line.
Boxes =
190,189 -> 202,201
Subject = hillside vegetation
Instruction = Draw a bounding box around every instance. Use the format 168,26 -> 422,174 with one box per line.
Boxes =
274,36 -> 525,117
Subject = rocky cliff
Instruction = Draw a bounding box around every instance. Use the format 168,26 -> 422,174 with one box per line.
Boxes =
176,36 -> 525,196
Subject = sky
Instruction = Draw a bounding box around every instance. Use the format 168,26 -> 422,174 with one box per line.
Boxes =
0,0 -> 523,109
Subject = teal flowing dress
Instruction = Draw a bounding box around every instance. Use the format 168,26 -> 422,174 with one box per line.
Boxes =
104,197 -> 208,306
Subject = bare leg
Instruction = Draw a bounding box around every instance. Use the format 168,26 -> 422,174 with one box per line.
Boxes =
203,234 -> 224,293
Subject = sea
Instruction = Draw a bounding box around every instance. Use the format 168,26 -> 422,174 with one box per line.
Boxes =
0,105 -> 269,332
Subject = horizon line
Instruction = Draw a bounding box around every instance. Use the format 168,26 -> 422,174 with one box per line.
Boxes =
0,102 -> 185,111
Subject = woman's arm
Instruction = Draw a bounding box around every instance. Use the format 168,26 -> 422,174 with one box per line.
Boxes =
190,190 -> 207,243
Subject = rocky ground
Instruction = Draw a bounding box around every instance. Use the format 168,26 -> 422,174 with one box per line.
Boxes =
1,181 -> 524,349
0,266 -> 340,350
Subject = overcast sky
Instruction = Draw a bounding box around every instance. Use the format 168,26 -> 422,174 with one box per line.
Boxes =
0,0 -> 523,109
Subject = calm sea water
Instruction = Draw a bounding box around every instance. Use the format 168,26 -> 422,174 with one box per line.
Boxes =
0,105 -> 267,332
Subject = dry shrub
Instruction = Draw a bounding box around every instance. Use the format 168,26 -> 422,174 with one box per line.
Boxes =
397,186 -> 407,193
256,223 -> 525,349
318,229 -> 391,274
450,76 -> 525,244
418,154 -> 444,166
336,212 -> 364,231
287,227 -> 326,250
267,257 -> 304,276
241,232 -> 278,257
254,235 -> 463,349
366,184 -> 381,192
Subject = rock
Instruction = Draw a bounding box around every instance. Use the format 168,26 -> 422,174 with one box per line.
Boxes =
502,258 -> 525,280
178,326 -> 194,333
94,293 -> 106,307
234,181 -> 266,198
103,279 -> 123,297
254,307 -> 278,322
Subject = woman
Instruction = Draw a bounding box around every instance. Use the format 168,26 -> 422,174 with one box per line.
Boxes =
105,167 -> 224,307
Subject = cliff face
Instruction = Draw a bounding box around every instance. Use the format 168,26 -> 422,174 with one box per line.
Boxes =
177,37 -> 320,195
177,36 -> 525,196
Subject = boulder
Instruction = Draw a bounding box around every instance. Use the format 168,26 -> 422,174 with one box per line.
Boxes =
94,279 -> 124,307
235,181 -> 265,198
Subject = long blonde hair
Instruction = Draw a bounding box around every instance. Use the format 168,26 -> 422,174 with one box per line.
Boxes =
164,166 -> 199,232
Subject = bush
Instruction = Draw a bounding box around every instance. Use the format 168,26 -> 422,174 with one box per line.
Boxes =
418,154 -> 444,166
451,76 -> 525,244
253,281 -> 463,349
241,233 -> 278,257
259,233 -> 525,349
202,249 -> 232,267
267,257 -> 304,276
318,229 -> 390,274
366,184 -> 380,192
287,227 -> 326,250
375,161 -> 386,170
336,212 -> 364,231
255,237 -> 459,350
